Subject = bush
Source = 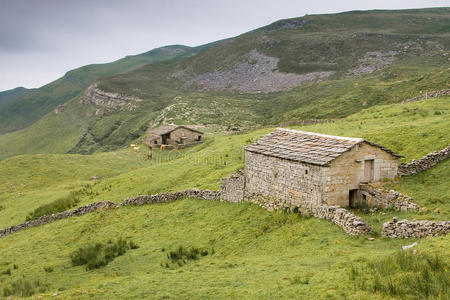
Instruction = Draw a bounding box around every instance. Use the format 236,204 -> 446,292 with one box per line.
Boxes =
70,238 -> 138,270
350,251 -> 449,299
162,245 -> 211,268
1,269 -> 11,276
43,266 -> 54,273
289,274 -> 310,285
2,279 -> 48,297
26,184 -> 95,221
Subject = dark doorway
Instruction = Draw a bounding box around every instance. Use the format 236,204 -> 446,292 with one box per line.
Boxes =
161,133 -> 170,145
349,189 -> 358,208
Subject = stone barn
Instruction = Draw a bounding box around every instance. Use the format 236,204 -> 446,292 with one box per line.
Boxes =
144,125 -> 203,148
238,128 -> 401,208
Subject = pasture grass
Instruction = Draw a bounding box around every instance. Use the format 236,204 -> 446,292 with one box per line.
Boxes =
0,97 -> 448,298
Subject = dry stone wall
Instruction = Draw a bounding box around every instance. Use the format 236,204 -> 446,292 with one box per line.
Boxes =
245,194 -> 371,235
401,89 -> 450,104
220,171 -> 245,203
359,184 -> 419,211
0,201 -> 116,238
120,189 -> 220,206
398,145 -> 449,176
382,218 -> 450,238
309,204 -> 372,235
278,119 -> 334,127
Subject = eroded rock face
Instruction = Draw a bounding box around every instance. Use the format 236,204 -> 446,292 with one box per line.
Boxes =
81,85 -> 142,111
188,49 -> 335,93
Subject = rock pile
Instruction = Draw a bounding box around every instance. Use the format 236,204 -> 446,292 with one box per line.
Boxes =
398,145 -> 449,176
188,49 -> 334,93
401,89 -> 450,104
382,218 -> 450,238
0,201 -> 116,238
120,189 -> 221,206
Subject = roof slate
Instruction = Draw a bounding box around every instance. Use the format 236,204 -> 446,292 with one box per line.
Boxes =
244,128 -> 401,165
146,124 -> 203,138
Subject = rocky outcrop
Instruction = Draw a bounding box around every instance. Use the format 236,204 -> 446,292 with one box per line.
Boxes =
401,89 -> 450,104
0,201 -> 116,238
264,19 -> 310,31
120,189 -> 221,206
188,49 -> 334,93
359,184 -> 419,211
398,145 -> 449,176
382,217 -> 450,238
81,84 -> 142,111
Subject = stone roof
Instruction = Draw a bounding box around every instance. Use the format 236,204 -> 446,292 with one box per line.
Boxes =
244,128 -> 401,166
146,124 -> 203,138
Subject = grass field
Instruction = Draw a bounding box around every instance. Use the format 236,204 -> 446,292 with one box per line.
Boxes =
0,97 -> 449,299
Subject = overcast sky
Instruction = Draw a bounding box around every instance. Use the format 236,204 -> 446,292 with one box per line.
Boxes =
0,0 -> 448,91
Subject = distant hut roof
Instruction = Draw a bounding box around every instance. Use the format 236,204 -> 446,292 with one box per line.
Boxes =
244,128 -> 401,166
146,124 -> 203,139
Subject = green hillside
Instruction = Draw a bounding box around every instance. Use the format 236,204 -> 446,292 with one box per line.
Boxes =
0,87 -> 34,107
0,45 -> 205,134
0,97 -> 449,299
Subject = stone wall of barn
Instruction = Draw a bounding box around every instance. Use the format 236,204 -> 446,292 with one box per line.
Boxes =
244,151 -> 327,207
169,127 -> 203,145
324,143 -> 398,206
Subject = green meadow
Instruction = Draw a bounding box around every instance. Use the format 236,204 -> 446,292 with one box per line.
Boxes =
0,97 -> 449,299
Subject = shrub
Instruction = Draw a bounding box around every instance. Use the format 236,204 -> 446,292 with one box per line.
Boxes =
26,184 -> 95,221
289,274 -> 310,285
2,279 -> 48,297
70,238 -> 138,270
162,245 -> 211,268
44,266 -> 54,273
350,251 -> 449,299
1,269 -> 11,276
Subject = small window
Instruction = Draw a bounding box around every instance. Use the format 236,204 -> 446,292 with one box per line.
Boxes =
197,135 -> 202,141
154,140 -> 157,144
305,169 -> 308,175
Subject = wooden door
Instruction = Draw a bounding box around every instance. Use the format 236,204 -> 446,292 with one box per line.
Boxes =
364,160 -> 373,182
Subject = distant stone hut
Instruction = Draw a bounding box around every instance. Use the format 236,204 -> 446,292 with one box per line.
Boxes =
223,128 -> 401,208
144,125 -> 203,148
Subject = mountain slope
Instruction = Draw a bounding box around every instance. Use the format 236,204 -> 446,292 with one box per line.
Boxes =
0,45 -> 205,134
0,8 -> 449,159
0,87 -> 34,107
